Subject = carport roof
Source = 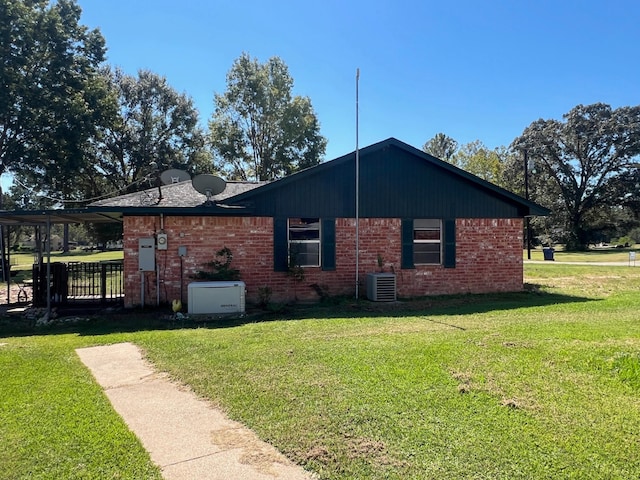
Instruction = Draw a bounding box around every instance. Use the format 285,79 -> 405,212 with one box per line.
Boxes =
0,208 -> 123,226
0,202 -> 258,226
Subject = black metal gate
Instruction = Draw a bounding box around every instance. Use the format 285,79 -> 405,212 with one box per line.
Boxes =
32,261 -> 124,306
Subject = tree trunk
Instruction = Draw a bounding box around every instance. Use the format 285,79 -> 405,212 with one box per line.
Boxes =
566,212 -> 589,251
0,185 -> 6,281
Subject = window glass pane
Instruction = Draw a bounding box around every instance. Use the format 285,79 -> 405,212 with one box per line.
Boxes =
289,218 -> 321,267
290,242 -> 320,267
414,229 -> 440,241
289,218 -> 320,241
414,243 -> 440,254
414,219 -> 440,229
415,251 -> 441,264
414,243 -> 441,264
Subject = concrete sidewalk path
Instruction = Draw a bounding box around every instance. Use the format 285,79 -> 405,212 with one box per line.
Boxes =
76,342 -> 314,480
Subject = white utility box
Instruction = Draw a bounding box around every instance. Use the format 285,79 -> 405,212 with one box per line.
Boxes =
188,281 -> 246,314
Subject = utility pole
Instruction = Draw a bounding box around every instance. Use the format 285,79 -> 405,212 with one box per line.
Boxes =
524,150 -> 532,260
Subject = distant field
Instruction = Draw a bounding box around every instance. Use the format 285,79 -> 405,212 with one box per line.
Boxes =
525,247 -> 639,263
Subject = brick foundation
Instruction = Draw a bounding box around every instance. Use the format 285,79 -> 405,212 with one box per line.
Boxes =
123,216 -> 523,307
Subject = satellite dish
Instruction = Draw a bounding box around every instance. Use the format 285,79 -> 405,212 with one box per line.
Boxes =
160,169 -> 191,185
192,174 -> 226,202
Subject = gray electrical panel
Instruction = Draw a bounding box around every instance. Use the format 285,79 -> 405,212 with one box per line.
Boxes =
138,238 -> 155,271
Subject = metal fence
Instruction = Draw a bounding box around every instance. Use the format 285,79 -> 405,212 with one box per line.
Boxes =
32,261 -> 124,306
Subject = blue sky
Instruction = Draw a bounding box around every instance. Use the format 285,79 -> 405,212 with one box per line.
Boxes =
78,0 -> 638,161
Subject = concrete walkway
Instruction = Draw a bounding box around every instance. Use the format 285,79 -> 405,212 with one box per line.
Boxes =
76,342 -> 314,480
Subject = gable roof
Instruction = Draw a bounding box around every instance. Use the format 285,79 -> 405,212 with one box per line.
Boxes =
84,137 -> 549,219
223,137 -> 550,218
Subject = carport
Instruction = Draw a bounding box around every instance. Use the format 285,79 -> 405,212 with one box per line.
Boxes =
0,208 -> 123,315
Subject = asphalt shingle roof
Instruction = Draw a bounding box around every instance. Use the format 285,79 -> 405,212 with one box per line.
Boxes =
90,180 -> 266,208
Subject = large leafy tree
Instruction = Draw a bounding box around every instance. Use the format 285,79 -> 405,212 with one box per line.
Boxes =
423,133 -> 458,162
453,140 -> 504,186
512,103 -> 640,250
86,68 -> 211,198
423,134 -> 505,186
0,0 -> 111,202
209,53 -> 327,181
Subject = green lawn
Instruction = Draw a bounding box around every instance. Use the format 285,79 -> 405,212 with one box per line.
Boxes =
1,263 -> 639,479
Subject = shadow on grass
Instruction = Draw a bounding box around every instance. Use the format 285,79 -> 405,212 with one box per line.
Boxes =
0,284 -> 595,338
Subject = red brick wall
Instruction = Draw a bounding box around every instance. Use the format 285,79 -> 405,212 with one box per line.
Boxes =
123,216 -> 523,307
395,218 -> 524,297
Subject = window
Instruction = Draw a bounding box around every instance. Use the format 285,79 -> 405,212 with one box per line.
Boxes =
413,219 -> 442,264
402,218 -> 454,269
288,218 -> 320,267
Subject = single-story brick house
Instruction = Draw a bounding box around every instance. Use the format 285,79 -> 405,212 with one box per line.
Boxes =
91,137 -> 548,307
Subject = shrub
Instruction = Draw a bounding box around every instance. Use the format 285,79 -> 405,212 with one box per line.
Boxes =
192,247 -> 240,281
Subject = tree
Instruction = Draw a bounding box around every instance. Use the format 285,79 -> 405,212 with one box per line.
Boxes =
512,103 -> 640,250
453,140 -> 505,185
423,133 -> 458,162
209,53 -> 327,181
607,168 -> 640,221
423,134 -> 506,186
86,68 -> 212,199
0,0 -> 111,202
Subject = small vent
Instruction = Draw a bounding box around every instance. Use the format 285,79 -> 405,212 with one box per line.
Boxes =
366,273 -> 397,302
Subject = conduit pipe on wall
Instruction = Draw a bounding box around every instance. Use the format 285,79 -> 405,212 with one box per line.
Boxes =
157,214 -> 162,306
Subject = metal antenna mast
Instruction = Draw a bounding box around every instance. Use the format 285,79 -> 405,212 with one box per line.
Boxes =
355,68 -> 360,299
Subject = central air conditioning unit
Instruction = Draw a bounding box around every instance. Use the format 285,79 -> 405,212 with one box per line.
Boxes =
366,273 -> 397,302
188,281 -> 246,314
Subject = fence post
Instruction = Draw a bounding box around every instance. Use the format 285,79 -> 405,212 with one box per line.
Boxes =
101,263 -> 107,304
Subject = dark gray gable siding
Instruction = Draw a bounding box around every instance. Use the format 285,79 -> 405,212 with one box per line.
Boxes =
232,161 -> 355,218
225,138 -> 549,219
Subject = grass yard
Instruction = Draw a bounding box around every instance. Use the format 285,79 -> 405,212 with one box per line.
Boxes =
1,262 -> 639,479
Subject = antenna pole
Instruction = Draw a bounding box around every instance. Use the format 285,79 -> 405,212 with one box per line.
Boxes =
355,68 -> 360,300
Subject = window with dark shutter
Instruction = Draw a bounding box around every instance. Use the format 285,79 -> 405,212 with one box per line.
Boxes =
401,219 -> 415,269
273,218 -> 288,272
321,219 -> 336,271
443,219 -> 456,268
402,218 -> 455,268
